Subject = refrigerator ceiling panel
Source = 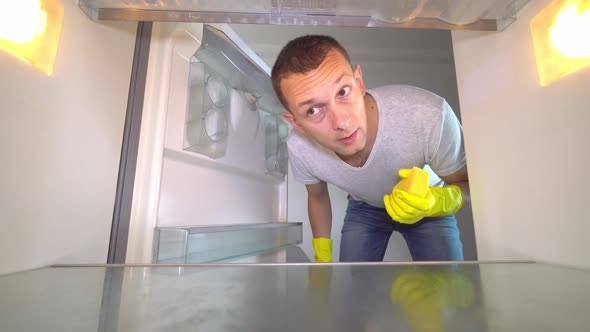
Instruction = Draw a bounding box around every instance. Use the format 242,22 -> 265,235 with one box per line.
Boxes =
79,0 -> 531,31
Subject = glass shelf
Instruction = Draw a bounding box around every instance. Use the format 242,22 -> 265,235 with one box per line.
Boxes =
152,222 -> 302,263
1,262 -> 589,331
79,0 -> 531,31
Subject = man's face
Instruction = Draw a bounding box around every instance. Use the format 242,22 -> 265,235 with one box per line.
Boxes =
281,50 -> 368,157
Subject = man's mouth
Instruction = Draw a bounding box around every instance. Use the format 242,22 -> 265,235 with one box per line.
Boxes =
338,129 -> 358,144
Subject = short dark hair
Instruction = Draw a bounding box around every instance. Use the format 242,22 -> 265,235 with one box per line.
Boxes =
271,35 -> 352,110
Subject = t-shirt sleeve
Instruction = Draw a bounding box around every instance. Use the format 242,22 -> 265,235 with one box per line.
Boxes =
287,139 -> 321,184
427,99 -> 466,176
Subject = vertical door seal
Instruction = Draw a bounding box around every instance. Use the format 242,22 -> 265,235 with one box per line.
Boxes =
108,21 -> 152,264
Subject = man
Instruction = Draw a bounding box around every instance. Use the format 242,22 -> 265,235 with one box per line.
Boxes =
271,35 -> 469,263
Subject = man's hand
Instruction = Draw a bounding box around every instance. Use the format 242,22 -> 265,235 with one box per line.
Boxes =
312,237 -> 333,263
384,167 -> 464,224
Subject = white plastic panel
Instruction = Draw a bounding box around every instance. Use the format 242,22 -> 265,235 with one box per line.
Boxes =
157,151 -> 282,227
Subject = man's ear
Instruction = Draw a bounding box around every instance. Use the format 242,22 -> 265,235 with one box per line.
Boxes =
354,64 -> 366,95
283,111 -> 305,134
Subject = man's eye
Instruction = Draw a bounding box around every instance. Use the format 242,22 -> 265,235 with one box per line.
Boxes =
339,86 -> 351,97
308,107 -> 321,116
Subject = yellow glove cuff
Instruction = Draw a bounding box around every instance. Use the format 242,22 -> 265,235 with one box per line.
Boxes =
426,185 -> 464,217
312,238 -> 333,263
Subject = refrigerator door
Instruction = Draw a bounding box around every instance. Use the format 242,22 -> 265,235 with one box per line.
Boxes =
127,23 -> 291,264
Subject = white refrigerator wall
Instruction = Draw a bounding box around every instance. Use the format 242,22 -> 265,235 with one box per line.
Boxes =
452,0 -> 590,270
229,25 -> 473,262
0,1 -> 137,275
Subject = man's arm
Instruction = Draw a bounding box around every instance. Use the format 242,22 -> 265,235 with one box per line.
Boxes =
306,181 -> 334,262
439,164 -> 470,206
306,181 -> 332,238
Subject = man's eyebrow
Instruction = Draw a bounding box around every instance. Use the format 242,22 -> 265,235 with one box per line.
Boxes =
296,98 -> 317,109
295,72 -> 348,109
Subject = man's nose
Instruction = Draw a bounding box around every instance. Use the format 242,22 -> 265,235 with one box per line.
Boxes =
330,108 -> 351,131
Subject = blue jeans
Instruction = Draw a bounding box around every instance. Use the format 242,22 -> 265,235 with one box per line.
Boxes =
339,197 -> 463,262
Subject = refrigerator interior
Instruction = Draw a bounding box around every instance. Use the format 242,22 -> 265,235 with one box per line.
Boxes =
3,1 -> 589,330
111,1 -> 529,265
127,20 -> 482,264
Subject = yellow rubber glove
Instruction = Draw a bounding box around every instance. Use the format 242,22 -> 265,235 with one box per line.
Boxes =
384,167 -> 464,224
312,238 -> 333,263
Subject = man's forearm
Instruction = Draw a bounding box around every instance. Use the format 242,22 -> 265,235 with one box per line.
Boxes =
308,192 -> 332,238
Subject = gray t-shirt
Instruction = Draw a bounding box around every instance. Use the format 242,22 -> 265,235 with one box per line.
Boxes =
287,84 -> 466,208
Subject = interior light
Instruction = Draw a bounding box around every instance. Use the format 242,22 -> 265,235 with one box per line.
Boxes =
0,0 -> 64,76
531,0 -> 590,86
549,3 -> 590,58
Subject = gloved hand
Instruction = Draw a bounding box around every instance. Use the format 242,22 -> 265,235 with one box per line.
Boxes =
383,167 -> 464,224
312,238 -> 333,263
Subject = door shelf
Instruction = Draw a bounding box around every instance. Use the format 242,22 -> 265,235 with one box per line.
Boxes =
152,222 -> 302,263
184,60 -> 230,159
264,114 -> 288,178
195,25 -> 286,117
182,24 -> 289,178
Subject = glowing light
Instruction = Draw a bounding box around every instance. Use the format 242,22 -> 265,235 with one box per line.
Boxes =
0,0 -> 44,43
0,0 -> 63,76
549,3 -> 590,58
37,11 -> 48,37
531,0 -> 590,86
